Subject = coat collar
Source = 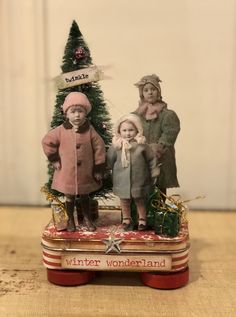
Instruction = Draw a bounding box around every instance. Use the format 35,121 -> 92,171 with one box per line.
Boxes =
63,119 -> 90,133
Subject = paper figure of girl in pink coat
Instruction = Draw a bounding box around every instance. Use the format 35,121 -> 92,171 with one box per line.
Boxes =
42,92 -> 106,232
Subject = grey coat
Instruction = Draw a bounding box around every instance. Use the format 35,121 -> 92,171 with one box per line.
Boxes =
107,142 -> 160,199
134,106 -> 180,188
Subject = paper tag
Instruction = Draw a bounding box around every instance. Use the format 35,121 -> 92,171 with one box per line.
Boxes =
62,253 -> 172,271
54,65 -> 104,89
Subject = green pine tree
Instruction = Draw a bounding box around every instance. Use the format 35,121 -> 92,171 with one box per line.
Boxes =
45,20 -> 113,198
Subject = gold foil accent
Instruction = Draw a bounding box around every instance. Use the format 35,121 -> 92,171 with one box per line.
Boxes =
41,186 -> 68,230
151,191 -> 205,224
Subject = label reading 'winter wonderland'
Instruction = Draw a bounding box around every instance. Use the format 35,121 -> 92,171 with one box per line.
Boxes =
61,253 -> 172,271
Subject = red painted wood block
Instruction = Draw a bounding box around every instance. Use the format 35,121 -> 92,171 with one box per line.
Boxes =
47,269 -> 95,286
140,267 -> 189,289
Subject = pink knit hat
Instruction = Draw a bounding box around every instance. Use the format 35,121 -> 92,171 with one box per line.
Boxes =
62,92 -> 92,114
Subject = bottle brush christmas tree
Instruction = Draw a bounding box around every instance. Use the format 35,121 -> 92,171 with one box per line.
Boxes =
44,20 -> 112,199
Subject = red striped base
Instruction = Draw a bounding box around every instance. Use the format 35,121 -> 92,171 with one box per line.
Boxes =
140,267 -> 189,289
42,247 -> 189,272
47,269 -> 95,286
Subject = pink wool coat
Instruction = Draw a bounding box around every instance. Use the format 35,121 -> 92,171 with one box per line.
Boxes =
42,120 -> 106,195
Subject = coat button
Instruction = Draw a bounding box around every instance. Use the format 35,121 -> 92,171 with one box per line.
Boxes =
77,160 -> 81,166
76,144 -> 81,149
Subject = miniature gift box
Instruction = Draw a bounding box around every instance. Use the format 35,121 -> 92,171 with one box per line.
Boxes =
146,190 -> 186,237
51,202 -> 68,231
154,207 -> 180,237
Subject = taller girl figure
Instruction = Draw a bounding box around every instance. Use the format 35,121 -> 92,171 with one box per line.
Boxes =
133,74 -> 180,197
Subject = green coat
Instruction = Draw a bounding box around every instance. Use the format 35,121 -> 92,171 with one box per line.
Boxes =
134,106 -> 180,188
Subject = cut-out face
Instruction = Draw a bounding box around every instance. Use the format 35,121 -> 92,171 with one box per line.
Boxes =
119,121 -> 138,141
142,83 -> 160,104
66,105 -> 86,126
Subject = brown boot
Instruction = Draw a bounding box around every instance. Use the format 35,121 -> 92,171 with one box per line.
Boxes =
75,199 -> 84,225
65,201 -> 76,232
138,218 -> 147,231
122,218 -> 134,231
80,195 -> 96,232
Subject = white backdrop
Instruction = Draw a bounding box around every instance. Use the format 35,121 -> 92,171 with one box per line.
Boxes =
1,0 -> 236,209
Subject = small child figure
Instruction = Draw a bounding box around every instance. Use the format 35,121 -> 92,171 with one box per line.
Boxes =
107,114 -> 160,231
42,92 -> 106,232
133,74 -> 180,197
